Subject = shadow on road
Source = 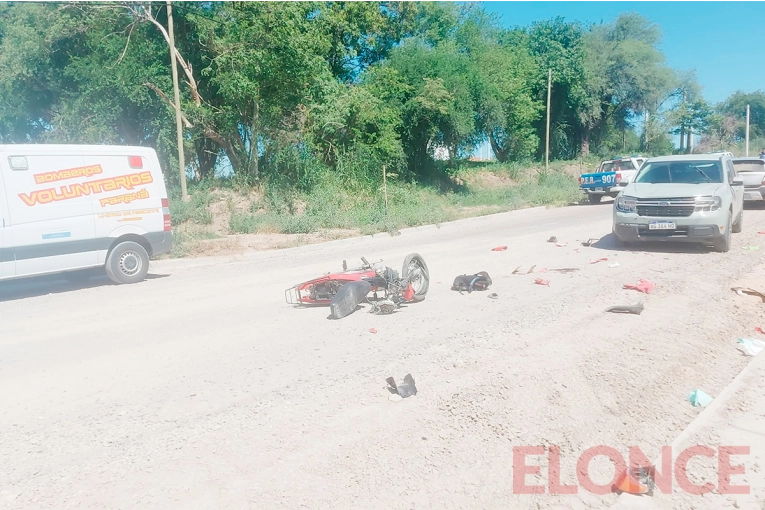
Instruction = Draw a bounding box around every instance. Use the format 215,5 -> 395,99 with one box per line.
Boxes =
0,272 -> 170,302
589,233 -> 715,255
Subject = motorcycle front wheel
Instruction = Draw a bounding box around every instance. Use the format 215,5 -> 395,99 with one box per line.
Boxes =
402,253 -> 430,302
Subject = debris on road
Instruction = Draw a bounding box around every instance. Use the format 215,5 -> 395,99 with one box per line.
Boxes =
386,374 -> 417,398
527,265 -> 536,274
755,327 -> 765,335
736,338 -> 765,357
623,278 -> 655,294
555,242 -> 568,247
687,389 -> 713,407
534,278 -> 550,286
512,266 -> 522,274
742,246 -> 760,251
548,268 -> 579,274
491,245 -> 508,251
369,328 -> 377,334
582,238 -> 598,247
451,272 -> 492,294
547,236 -> 558,243
488,292 -> 498,299
590,257 -> 608,264
609,262 -> 620,268
604,302 -> 644,315
731,287 -> 765,302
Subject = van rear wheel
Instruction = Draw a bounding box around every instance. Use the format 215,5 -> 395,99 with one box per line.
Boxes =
105,241 -> 150,284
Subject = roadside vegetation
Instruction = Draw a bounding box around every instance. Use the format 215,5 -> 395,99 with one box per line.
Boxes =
2,2 -> 764,257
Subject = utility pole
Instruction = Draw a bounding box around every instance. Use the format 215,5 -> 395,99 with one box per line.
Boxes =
545,68 -> 551,175
167,1 -> 188,201
746,104 -> 750,156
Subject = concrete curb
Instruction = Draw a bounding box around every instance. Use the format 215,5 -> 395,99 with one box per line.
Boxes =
149,205 -> 556,272
611,350 -> 765,508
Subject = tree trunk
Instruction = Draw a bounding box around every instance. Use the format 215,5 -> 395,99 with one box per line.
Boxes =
249,101 -> 260,180
580,128 -> 591,158
489,133 -> 510,163
679,123 -> 685,152
195,138 -> 218,180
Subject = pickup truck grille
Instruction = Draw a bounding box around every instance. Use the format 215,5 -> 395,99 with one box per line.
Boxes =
636,198 -> 695,218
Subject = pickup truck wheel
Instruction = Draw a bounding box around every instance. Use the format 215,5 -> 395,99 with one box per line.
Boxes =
732,210 -> 743,233
714,213 -> 732,253
588,194 -> 602,204
105,241 -> 150,284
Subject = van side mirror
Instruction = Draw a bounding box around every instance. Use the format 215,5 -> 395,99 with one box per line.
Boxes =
732,177 -> 744,186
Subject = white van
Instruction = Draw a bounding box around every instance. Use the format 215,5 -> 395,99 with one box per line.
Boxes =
0,144 -> 173,285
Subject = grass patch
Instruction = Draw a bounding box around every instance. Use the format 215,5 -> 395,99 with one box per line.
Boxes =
224,163 -> 582,239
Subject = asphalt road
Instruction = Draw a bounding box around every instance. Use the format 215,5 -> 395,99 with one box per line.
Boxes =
2,202 -> 765,509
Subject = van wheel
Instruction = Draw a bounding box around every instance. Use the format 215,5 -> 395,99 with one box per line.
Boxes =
105,241 -> 150,284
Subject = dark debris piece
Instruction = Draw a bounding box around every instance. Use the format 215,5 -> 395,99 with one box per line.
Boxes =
604,302 -> 644,315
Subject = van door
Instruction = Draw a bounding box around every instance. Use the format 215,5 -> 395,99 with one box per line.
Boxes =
0,166 -> 13,278
3,150 -> 98,277
82,151 -> 163,264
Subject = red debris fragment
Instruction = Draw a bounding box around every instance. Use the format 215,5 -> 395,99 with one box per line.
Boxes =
755,327 -> 765,335
369,328 -> 377,334
492,246 -> 508,251
623,278 -> 655,294
590,257 -> 608,264
534,278 -> 550,286
537,267 -> 548,273
758,231 -> 765,235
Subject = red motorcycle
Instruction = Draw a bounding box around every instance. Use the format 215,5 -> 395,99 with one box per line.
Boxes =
285,253 -> 430,319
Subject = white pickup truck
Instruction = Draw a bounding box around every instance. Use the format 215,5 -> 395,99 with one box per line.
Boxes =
731,157 -> 765,202
579,155 -> 647,204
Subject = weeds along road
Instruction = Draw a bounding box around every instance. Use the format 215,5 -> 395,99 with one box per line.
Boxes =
2,202 -> 765,509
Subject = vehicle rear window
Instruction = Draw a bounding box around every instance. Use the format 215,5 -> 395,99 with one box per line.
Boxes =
732,161 -> 765,172
601,160 -> 634,172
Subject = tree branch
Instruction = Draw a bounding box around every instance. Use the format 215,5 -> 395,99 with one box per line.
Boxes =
144,82 -> 193,128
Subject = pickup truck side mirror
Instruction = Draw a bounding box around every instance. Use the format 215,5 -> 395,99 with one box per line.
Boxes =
732,177 -> 744,186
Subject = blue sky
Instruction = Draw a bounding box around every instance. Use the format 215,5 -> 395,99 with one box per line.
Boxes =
479,1 -> 764,104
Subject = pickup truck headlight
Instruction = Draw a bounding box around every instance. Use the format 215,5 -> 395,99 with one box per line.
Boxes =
615,195 -> 637,213
694,196 -> 721,212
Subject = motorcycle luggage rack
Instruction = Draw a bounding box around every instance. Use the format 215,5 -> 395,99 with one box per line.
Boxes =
285,286 -> 303,305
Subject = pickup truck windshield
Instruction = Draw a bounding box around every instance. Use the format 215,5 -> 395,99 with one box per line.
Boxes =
633,161 -> 723,184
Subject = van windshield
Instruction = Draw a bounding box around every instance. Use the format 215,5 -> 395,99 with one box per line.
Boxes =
633,161 -> 723,184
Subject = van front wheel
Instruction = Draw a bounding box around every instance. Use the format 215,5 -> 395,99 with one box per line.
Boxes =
106,241 -> 150,284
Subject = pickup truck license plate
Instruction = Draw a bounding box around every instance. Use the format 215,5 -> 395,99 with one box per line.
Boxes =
649,221 -> 676,230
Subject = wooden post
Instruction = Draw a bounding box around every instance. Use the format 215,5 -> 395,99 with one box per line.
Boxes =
167,1 -> 188,201
545,69 -> 551,175
382,165 -> 388,216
